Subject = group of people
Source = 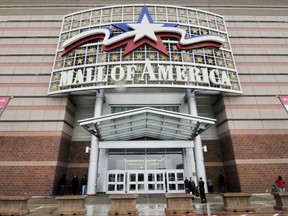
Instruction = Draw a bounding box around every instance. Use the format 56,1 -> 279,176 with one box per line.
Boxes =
184,176 -> 207,203
184,174 -> 226,204
57,174 -> 88,196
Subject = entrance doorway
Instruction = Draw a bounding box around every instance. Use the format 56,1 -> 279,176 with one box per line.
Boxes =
107,148 -> 185,194
107,170 -> 184,194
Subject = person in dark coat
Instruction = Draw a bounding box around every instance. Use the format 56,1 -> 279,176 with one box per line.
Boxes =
184,177 -> 190,193
71,175 -> 79,195
189,177 -> 196,195
198,177 -> 207,203
58,174 -> 66,195
219,174 -> 226,193
81,175 -> 88,195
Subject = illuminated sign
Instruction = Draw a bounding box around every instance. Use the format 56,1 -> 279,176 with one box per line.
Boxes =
48,4 -> 242,95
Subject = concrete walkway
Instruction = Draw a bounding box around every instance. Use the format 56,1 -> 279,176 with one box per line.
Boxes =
26,193 -> 287,216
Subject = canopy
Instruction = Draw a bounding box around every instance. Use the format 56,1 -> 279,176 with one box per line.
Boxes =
78,107 -> 216,141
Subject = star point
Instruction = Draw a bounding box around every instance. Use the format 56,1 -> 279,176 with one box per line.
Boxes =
127,14 -> 163,42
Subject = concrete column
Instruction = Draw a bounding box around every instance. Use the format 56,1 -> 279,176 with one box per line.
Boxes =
87,90 -> 105,195
97,148 -> 107,193
185,147 -> 197,181
185,90 -> 207,188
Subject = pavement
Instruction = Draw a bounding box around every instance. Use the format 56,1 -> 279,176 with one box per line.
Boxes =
25,193 -> 288,216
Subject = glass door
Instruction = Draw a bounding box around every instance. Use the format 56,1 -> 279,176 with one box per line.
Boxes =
147,171 -> 166,193
107,171 -> 126,194
127,171 -> 146,193
166,170 -> 185,193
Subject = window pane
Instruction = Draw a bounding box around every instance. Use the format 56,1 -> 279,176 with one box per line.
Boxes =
108,155 -> 125,170
108,174 -> 115,182
138,173 -> 144,182
117,174 -> 124,182
166,153 -> 183,169
147,154 -> 166,170
177,172 -> 184,181
126,150 -> 145,170
157,173 -> 164,181
148,173 -> 155,182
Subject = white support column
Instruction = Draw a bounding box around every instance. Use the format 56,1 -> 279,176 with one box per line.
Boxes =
185,147 -> 197,181
97,148 -> 107,193
185,90 -> 207,188
87,90 -> 105,195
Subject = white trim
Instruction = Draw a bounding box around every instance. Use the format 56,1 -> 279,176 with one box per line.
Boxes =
99,140 -> 194,149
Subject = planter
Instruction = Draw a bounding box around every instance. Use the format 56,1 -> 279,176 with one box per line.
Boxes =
53,195 -> 87,216
108,194 -> 138,216
165,193 -> 195,214
0,196 -> 31,216
221,193 -> 255,212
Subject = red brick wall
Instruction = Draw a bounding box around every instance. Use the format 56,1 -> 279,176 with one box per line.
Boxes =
203,140 -> 226,192
0,135 -> 71,196
219,132 -> 288,192
66,141 -> 90,195
203,140 -> 223,162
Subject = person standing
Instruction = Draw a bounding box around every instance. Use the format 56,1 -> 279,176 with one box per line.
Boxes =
71,175 -> 79,195
207,177 -> 214,193
198,177 -> 207,203
57,174 -> 66,196
189,177 -> 196,195
275,176 -> 286,192
81,175 -> 87,195
219,174 -> 226,193
184,177 -> 190,194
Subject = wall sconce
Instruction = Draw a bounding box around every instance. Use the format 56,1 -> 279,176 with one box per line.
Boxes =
202,145 -> 207,152
85,146 -> 90,153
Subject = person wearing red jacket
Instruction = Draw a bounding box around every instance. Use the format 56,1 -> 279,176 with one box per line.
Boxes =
275,176 -> 286,192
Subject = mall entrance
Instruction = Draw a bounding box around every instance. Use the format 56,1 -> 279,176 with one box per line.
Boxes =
79,106 -> 216,194
106,148 -> 185,194
107,170 -> 184,194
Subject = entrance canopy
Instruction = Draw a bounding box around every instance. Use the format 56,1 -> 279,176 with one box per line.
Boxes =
78,107 -> 216,141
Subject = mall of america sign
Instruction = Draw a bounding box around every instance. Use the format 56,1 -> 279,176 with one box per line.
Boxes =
48,4 -> 242,95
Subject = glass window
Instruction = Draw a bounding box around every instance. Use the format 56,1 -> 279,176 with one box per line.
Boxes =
126,149 -> 145,170
108,148 -> 184,171
117,185 -> 124,191
117,173 -> 124,182
111,106 -> 180,114
108,149 -> 125,170
138,173 -> 144,182
129,184 -> 136,191
148,173 -> 155,182
129,173 -> 136,182
147,148 -> 166,170
168,173 -> 175,181
157,173 -> 164,181
108,184 -> 115,191
108,174 -> 115,182
148,184 -> 155,190
146,154 -> 166,170
108,155 -> 125,170
166,149 -> 183,169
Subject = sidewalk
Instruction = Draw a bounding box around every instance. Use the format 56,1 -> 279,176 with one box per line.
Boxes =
26,193 -> 286,216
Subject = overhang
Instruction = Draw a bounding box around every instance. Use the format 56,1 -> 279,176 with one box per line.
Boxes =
78,107 -> 216,141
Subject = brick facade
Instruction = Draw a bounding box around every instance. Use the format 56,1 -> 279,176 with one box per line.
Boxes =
219,133 -> 288,193
0,135 -> 71,196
